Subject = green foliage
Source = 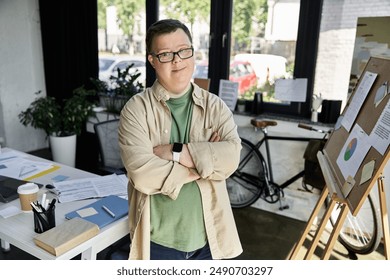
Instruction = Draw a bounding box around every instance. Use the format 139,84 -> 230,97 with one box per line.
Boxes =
232,0 -> 268,51
257,79 -> 280,103
115,0 -> 144,40
160,0 -> 210,32
90,63 -> 144,114
19,89 -> 97,137
97,0 -> 109,29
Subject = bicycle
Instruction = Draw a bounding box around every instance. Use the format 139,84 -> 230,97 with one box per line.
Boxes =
226,118 -> 382,256
227,119 -> 328,209
326,191 -> 382,256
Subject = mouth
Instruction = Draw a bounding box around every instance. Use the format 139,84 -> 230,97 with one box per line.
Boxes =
172,66 -> 185,73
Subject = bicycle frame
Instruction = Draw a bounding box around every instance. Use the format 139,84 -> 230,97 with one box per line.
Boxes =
253,128 -> 321,189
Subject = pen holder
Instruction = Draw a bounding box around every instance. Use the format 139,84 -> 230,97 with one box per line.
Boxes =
33,206 -> 56,233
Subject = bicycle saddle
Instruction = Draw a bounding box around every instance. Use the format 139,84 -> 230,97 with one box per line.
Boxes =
250,119 -> 277,129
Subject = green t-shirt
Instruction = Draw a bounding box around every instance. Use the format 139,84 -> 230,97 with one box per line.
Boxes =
150,87 -> 207,252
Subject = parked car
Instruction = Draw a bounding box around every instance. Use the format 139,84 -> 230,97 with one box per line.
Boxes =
99,55 -> 146,87
193,60 -> 257,94
234,53 -> 288,86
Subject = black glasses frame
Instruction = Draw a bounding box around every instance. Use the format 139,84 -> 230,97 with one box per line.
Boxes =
151,47 -> 194,63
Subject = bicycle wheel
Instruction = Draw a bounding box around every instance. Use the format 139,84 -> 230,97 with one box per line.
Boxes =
327,194 -> 382,255
226,138 -> 265,208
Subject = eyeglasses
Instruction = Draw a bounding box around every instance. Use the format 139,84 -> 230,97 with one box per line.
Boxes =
151,47 -> 194,63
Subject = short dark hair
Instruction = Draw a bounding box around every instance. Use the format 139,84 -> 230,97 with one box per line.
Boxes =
146,19 -> 193,54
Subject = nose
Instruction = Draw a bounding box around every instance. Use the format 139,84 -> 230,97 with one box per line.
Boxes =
172,52 -> 182,63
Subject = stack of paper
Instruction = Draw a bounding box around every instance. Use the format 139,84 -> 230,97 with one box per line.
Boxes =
53,174 -> 127,203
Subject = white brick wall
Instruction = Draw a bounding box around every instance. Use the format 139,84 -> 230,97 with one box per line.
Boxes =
314,0 -> 390,108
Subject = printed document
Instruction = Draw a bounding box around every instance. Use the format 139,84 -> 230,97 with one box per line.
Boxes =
341,71 -> 377,132
336,124 -> 370,180
368,97 -> 390,155
53,174 -> 127,203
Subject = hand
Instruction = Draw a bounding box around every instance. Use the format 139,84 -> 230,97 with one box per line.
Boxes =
152,132 -> 221,167
152,144 -> 195,168
153,144 -> 172,161
209,131 -> 221,142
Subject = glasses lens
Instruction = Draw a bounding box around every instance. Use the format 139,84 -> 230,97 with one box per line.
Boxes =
156,47 -> 193,63
158,52 -> 174,62
178,48 -> 193,59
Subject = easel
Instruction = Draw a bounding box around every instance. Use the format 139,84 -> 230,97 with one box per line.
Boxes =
289,152 -> 390,260
290,57 -> 390,260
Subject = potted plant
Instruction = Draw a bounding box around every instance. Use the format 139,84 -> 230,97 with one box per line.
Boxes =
91,63 -> 144,114
18,87 -> 97,167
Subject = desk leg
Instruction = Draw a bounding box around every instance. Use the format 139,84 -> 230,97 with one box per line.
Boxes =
1,239 -> 11,252
81,247 -> 97,260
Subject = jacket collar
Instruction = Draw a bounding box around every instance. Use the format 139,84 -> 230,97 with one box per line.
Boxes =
151,80 -> 205,108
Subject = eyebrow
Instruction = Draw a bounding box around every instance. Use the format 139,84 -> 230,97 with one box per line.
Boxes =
153,44 -> 191,54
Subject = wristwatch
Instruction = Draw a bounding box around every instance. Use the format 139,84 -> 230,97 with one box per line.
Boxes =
172,143 -> 183,162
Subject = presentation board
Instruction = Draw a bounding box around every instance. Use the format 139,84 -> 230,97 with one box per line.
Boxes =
323,56 -> 390,215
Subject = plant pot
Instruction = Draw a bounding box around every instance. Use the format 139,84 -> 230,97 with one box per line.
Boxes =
237,104 -> 246,112
49,134 -> 77,167
99,93 -> 130,114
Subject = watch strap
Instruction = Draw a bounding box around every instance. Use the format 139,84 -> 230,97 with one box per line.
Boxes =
173,151 -> 180,162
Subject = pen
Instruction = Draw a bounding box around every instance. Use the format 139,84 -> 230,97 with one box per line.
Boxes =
102,205 -> 115,218
30,201 -> 42,213
47,198 -> 56,211
41,193 -> 47,209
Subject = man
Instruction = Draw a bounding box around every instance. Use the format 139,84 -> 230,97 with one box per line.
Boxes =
118,19 -> 242,260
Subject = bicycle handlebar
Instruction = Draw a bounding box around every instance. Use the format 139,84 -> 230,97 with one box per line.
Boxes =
298,123 -> 332,134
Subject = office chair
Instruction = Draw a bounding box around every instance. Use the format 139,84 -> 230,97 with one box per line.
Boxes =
104,235 -> 131,259
94,119 -> 126,175
94,119 -> 131,259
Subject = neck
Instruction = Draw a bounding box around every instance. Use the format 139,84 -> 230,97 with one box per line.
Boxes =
168,84 -> 191,98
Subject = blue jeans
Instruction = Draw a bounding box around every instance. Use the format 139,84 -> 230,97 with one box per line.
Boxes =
150,241 -> 212,260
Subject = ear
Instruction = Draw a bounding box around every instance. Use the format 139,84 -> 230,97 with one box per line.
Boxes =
148,54 -> 155,68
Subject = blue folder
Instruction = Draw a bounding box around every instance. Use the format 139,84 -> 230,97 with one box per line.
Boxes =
65,195 -> 128,229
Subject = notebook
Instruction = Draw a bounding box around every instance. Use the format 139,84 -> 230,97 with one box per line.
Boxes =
33,217 -> 100,256
65,195 -> 128,229
0,175 -> 43,203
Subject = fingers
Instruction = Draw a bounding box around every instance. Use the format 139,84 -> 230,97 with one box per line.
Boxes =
209,131 -> 221,142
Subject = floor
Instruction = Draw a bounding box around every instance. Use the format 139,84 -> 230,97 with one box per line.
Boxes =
0,115 -> 386,260
0,202 -> 385,260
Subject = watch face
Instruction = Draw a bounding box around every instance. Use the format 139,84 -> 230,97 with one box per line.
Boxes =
173,143 -> 183,152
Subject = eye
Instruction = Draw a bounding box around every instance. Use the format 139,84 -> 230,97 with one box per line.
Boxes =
159,52 -> 172,58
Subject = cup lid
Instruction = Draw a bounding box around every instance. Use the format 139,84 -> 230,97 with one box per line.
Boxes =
17,183 -> 39,194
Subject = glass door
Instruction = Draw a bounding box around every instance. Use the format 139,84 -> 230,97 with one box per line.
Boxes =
159,1 -> 211,84
231,0 -> 300,111
97,1 -> 147,86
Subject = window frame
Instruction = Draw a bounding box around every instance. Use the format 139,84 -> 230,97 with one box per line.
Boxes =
145,0 -> 323,119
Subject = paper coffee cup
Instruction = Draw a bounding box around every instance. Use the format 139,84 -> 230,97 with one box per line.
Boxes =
17,183 -> 39,212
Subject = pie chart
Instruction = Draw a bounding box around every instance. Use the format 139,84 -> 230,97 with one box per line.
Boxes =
344,138 -> 357,161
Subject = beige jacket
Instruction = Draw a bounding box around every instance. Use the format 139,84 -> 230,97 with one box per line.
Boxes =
118,81 -> 242,260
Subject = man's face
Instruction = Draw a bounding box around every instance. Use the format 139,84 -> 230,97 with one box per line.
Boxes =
148,29 -> 195,95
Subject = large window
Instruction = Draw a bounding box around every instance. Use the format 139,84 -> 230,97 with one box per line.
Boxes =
231,0 -> 298,110
97,0 -> 322,119
97,1 -> 147,86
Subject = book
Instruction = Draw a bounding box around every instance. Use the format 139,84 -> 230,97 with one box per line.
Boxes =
33,217 -> 100,256
65,195 -> 128,229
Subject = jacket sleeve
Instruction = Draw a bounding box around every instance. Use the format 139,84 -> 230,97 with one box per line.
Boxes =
188,96 -> 242,181
118,94 -> 189,200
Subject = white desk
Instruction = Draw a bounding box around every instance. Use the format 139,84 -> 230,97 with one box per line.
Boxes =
0,148 -> 129,260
